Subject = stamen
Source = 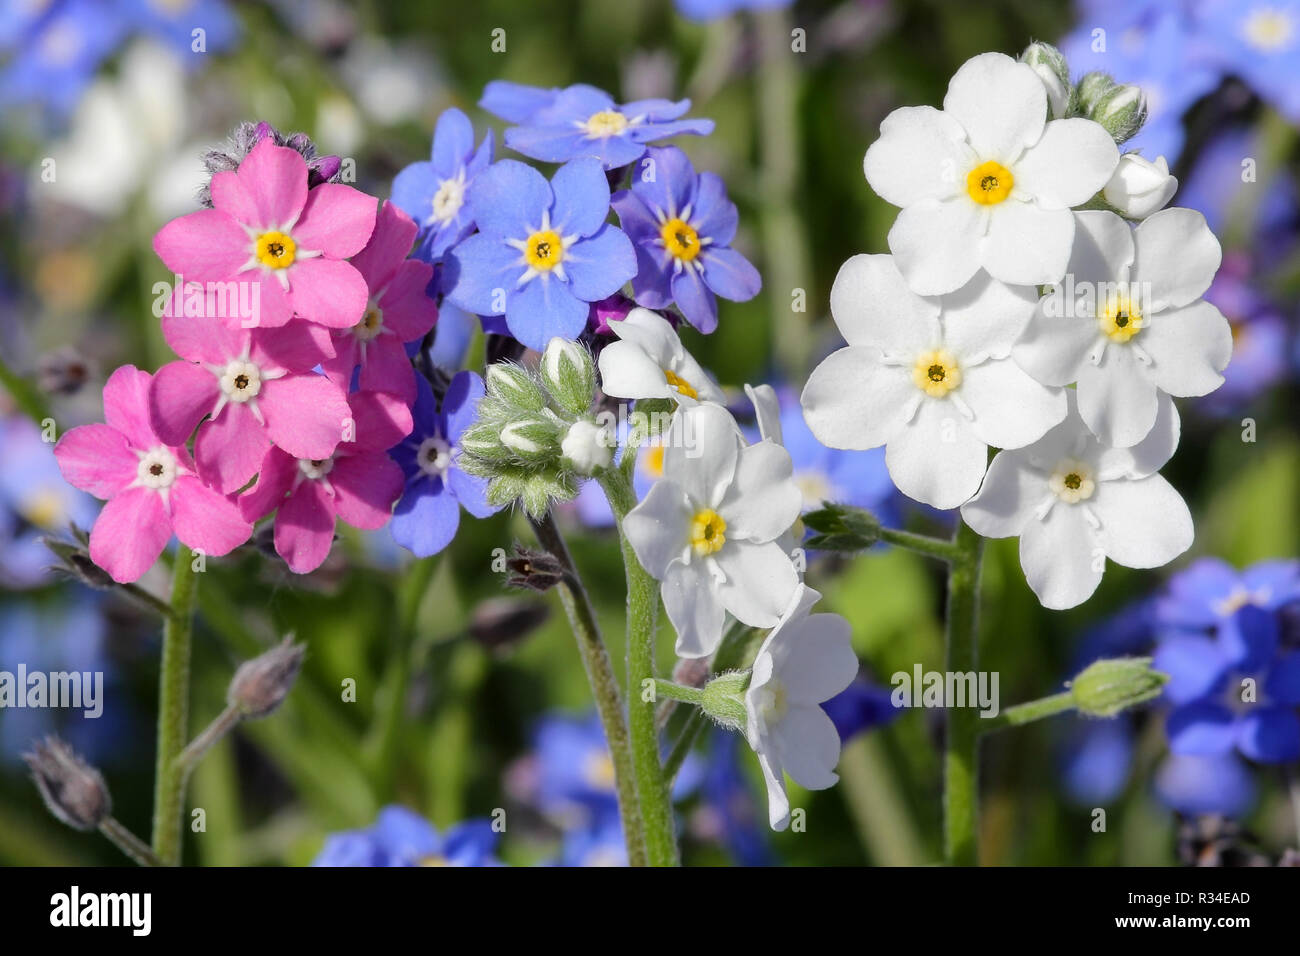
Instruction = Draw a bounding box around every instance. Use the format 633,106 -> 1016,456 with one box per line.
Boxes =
911,349 -> 962,398
689,508 -> 727,557
965,160 -> 1014,205
659,217 -> 701,262
255,230 -> 297,270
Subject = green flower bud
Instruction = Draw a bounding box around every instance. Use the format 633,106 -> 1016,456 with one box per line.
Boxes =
487,469 -> 530,509
801,502 -> 882,552
540,337 -> 596,416
1093,83 -> 1147,144
500,416 -> 562,463
486,363 -> 547,413
700,670 -> 751,731
1020,42 -> 1070,119
519,471 -> 576,519
1075,71 -> 1116,115
1069,657 -> 1168,718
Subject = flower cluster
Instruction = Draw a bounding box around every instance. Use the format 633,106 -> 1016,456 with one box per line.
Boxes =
804,47 -> 1234,609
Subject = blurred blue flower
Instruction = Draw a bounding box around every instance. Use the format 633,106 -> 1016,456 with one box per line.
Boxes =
612,146 -> 761,334
392,108 -> 495,262
0,415 -> 99,588
1155,752 -> 1257,817
389,371 -> 498,558
1192,0 -> 1300,121
1176,127 -> 1299,253
822,678 -> 900,742
0,0 -> 127,118
444,158 -> 637,350
1059,719 -> 1136,806
1197,255 -> 1292,416
313,805 -> 501,866
554,814 -> 628,867
480,81 -> 713,170
674,0 -> 794,22
692,730 -> 775,866
121,0 -> 239,59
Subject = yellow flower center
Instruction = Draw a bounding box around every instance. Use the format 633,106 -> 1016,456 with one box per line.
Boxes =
663,368 -> 698,400
583,109 -> 629,138
355,305 -> 383,340
660,217 -> 701,262
583,752 -> 616,791
643,444 -> 665,478
911,349 -> 962,398
524,229 -> 564,271
966,160 -> 1014,205
690,508 -> 727,557
1098,294 -> 1144,343
1049,459 -> 1095,504
1243,8 -> 1294,51
255,230 -> 296,269
21,488 -> 65,529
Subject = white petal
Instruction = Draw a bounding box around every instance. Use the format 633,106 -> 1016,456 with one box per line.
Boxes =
1141,300 -> 1232,397
713,540 -> 799,629
1130,207 -> 1222,312
718,440 -> 802,542
942,52 -> 1046,163
1013,118 -> 1119,208
1096,393 -> 1180,479
745,383 -> 783,444
663,403 -> 741,507
939,269 -> 1039,360
884,398 -> 988,509
754,748 -> 790,831
1021,390 -> 1093,471
597,339 -> 672,400
672,347 -> 726,405
980,201 -> 1074,287
888,197 -> 984,296
1093,474 -> 1193,569
623,479 -> 692,578
863,105 -> 975,207
801,347 -> 914,450
829,253 -> 939,352
961,356 -> 1067,449
1011,298 -> 1099,387
1076,346 -> 1160,448
1064,210 -> 1135,288
1020,503 -> 1104,610
772,704 -> 842,791
768,614 -> 858,705
961,450 -> 1045,539
661,559 -> 726,658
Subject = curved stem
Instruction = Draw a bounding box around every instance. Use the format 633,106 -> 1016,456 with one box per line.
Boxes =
530,512 -> 646,867
943,519 -> 984,867
977,692 -> 1075,735
150,548 -> 198,866
598,470 -> 680,867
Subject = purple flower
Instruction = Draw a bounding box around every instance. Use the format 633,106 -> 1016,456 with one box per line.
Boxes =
1191,0 -> 1300,121
613,146 -> 761,333
391,107 -> 495,262
480,81 -> 714,170
313,805 -> 501,866
389,372 -> 498,558
1197,256 -> 1292,416
444,158 -> 637,350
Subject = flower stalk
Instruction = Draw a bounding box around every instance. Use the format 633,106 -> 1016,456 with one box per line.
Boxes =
150,547 -> 198,866
943,519 -> 984,866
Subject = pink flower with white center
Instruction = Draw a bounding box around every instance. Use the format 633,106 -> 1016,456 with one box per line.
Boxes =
149,308 -> 350,494
152,138 -> 378,329
321,201 -> 438,404
53,366 -> 252,583
239,390 -> 411,574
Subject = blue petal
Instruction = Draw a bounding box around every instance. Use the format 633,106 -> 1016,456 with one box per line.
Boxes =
312,831 -> 382,867
629,145 -> 696,219
670,266 -> 719,333
444,234 -> 523,317
1155,557 -> 1240,630
627,117 -> 716,142
690,171 -> 738,246
821,680 -> 899,741
506,276 -> 589,351
1237,706 -> 1300,763
442,369 -> 486,444
1152,635 -> 1228,704
390,161 -> 437,228
562,225 -> 637,302
543,83 -> 617,122
1166,701 -> 1237,756
1059,719 -> 1134,807
701,246 -> 762,303
466,159 -> 551,239
1155,753 -> 1256,818
1219,604 -> 1278,672
611,188 -> 660,243
409,373 -> 440,437
448,466 -> 496,519
391,475 -> 461,558
429,300 -> 477,372
1265,651 -> 1300,706
1242,558 -> 1300,608
504,126 -> 599,165
373,805 -> 442,862
621,97 -> 691,122
549,158 -> 611,237
480,80 -> 561,123
431,107 -> 475,174
442,819 -> 500,865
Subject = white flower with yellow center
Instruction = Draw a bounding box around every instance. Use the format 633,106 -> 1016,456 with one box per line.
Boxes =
863,52 -> 1119,295
1012,209 -> 1232,448
801,254 -> 1065,509
597,307 -> 725,406
623,403 -> 802,658
745,585 -> 859,831
961,391 -> 1192,609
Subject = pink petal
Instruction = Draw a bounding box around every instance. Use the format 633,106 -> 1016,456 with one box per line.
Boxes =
357,336 -> 417,406
235,139 -> 308,229
345,389 -> 414,451
376,259 -> 438,341
330,451 -> 404,529
53,424 -> 138,499
238,445 -> 296,521
320,335 -> 361,393
292,184 -> 377,259
169,474 -> 252,556
253,317 -> 337,371
149,361 -> 220,446
285,258 -> 369,328
194,404 -> 271,494
153,208 -> 251,283
274,481 -> 336,573
102,365 -> 159,449
208,168 -> 260,226
351,200 -> 417,291
244,274 -> 294,328
259,373 -> 349,460
161,299 -> 243,362
89,486 -> 172,583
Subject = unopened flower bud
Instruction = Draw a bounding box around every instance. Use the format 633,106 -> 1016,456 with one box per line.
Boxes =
673,657 -> 711,689
505,546 -> 568,592
24,737 -> 111,831
540,337 -> 597,416
1092,83 -> 1147,144
1075,71 -> 1116,115
519,470 -> 576,519
500,416 -> 562,463
560,419 -> 615,475
227,635 -> 305,718
1069,657 -> 1167,718
1020,42 -> 1070,119
486,363 -> 547,412
468,596 -> 550,652
43,530 -> 115,589
700,670 -> 750,731
1103,153 -> 1177,218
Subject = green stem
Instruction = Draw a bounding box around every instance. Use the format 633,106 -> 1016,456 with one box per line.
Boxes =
943,519 -> 984,867
978,692 -> 1075,735
99,817 -> 162,867
599,469 -> 679,867
654,679 -> 705,705
530,513 -> 645,868
878,526 -> 963,562
150,548 -> 198,866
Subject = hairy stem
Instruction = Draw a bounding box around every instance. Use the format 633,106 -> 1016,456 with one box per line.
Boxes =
99,817 -> 162,867
978,692 -> 1076,735
944,519 -> 984,866
150,548 -> 198,866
